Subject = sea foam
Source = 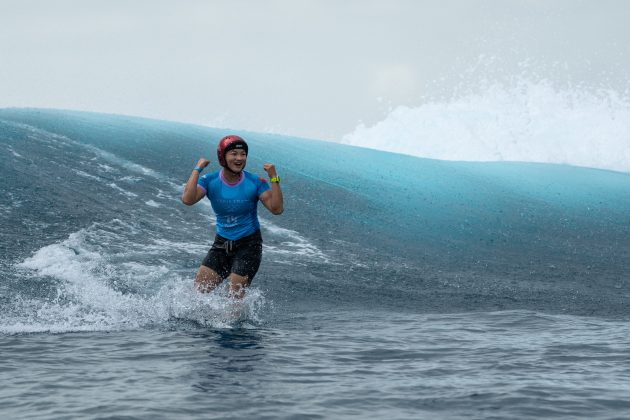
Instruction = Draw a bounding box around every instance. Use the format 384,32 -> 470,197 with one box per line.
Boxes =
6,220 -> 267,334
342,80 -> 630,173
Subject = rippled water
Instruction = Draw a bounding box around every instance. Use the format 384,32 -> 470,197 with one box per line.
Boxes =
3,310 -> 630,419
2,110 -> 630,419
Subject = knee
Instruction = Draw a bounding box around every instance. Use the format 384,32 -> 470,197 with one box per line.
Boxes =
195,266 -> 221,288
229,275 -> 250,298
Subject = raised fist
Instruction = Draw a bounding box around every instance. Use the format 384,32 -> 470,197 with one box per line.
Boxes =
196,158 -> 210,169
263,163 -> 277,178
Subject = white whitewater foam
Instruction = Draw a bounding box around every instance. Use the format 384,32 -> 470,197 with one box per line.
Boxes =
6,220 -> 268,333
72,168 -> 101,181
3,119 -> 72,144
97,163 -> 116,172
108,182 -> 138,198
342,80 -> 630,173
83,145 -> 160,177
2,119 -> 163,179
8,146 -> 22,158
119,175 -> 142,183
145,200 -> 161,208
145,238 -> 209,254
260,220 -> 332,264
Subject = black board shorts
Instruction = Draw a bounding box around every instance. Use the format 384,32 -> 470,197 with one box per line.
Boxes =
201,230 -> 263,281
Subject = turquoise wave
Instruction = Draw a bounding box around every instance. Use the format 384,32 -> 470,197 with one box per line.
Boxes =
1,108 -> 629,327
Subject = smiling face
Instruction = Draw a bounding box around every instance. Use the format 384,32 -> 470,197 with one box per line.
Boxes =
224,148 -> 247,174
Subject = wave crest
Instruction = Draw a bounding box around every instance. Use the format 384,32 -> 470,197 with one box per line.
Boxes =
343,80 -> 630,172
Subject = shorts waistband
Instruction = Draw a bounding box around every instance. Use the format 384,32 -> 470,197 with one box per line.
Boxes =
214,230 -> 262,254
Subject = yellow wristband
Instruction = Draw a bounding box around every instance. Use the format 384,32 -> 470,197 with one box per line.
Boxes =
270,176 -> 280,183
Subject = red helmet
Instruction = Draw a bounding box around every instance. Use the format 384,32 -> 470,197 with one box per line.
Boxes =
217,135 -> 248,167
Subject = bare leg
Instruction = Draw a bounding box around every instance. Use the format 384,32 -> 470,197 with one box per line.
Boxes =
228,273 -> 251,299
195,265 -> 223,293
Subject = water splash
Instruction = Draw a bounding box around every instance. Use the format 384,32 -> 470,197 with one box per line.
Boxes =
4,220 -> 269,334
343,79 -> 630,172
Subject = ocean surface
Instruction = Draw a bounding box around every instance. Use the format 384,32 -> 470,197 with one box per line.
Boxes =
1,108 -> 630,419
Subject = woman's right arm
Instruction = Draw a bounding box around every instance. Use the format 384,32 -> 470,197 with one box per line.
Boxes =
182,158 -> 209,206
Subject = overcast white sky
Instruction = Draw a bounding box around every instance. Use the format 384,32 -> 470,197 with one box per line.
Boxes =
1,0 -> 629,140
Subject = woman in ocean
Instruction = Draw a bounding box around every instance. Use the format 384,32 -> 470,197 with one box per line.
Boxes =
181,135 -> 284,298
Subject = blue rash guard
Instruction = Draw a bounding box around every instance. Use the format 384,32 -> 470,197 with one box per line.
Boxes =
197,169 -> 270,240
